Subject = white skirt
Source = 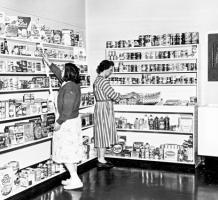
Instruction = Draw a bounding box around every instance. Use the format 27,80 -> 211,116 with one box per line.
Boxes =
52,116 -> 83,164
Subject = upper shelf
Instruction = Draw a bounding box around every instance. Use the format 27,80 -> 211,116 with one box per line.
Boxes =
114,104 -> 196,114
0,36 -> 85,50
105,44 -> 198,51
109,58 -> 197,63
0,54 -> 86,64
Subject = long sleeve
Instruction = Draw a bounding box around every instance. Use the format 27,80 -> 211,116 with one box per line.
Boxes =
56,82 -> 81,125
49,63 -> 63,84
101,79 -> 120,101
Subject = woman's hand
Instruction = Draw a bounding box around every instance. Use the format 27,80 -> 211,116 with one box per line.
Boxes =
54,122 -> 61,131
42,53 -> 51,66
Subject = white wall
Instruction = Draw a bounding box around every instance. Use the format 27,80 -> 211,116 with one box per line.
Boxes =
0,0 -> 85,30
86,0 -> 218,105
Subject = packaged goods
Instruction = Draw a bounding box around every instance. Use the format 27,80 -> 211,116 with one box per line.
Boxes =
61,29 -> 72,46
5,15 -> 18,37
112,144 -> 123,154
0,166 -> 14,197
7,161 -> 19,186
52,30 -> 62,44
163,144 -> 179,161
0,133 -> 8,149
17,16 -> 31,38
29,20 -> 41,41
41,26 -> 53,43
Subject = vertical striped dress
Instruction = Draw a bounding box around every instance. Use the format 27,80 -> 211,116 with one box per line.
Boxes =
93,75 -> 120,148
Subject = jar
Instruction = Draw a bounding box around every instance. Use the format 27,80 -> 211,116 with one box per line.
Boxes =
61,29 -> 72,46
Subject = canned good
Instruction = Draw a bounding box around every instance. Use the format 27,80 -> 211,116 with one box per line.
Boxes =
191,32 -> 199,44
185,32 -> 192,44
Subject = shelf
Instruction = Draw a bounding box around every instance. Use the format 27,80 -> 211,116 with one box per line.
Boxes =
105,44 -> 198,50
114,104 -> 195,114
2,169 -> 66,200
105,155 -> 194,165
82,125 -> 94,130
0,72 -> 88,76
2,156 -> 96,200
78,156 -> 97,166
0,36 -> 85,50
110,58 -> 197,62
111,84 -> 197,86
112,71 -> 197,74
0,54 -> 77,63
0,88 -> 59,94
0,136 -> 53,154
80,104 -> 94,109
117,128 -> 193,135
0,112 -> 55,123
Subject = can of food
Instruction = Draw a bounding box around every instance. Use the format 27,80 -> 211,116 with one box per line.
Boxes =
191,32 -> 199,44
185,32 -> 192,44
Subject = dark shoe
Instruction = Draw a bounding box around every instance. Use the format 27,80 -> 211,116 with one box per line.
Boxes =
97,161 -> 114,169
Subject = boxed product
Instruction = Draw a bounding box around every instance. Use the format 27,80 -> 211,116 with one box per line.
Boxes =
163,144 -> 179,161
17,16 -> 31,38
179,115 -> 193,133
5,15 -> 18,37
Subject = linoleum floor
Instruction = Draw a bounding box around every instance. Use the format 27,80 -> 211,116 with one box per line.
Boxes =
27,164 -> 218,200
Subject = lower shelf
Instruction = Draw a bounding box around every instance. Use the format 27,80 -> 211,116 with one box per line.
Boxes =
2,156 -> 97,200
105,155 -> 195,165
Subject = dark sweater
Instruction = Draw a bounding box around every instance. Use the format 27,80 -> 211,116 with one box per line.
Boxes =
49,63 -> 81,125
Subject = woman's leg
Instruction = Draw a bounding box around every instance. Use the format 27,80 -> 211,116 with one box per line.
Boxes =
63,163 -> 83,189
97,147 -> 107,163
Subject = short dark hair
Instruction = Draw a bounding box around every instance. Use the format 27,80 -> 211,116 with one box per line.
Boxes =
96,60 -> 114,74
63,63 -> 80,83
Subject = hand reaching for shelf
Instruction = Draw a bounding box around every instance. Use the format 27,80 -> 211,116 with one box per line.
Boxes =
42,53 -> 51,67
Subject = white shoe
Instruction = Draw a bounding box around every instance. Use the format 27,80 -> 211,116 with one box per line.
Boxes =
63,180 -> 83,190
61,179 -> 71,185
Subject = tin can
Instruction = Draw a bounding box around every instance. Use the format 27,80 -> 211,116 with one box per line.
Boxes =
191,32 -> 199,44
185,32 -> 192,44
175,33 -> 181,45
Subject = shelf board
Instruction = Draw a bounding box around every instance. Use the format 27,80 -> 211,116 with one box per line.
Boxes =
117,128 -> 193,135
105,155 -> 195,165
105,44 -> 198,50
112,71 -> 197,74
0,136 -> 53,154
80,104 -> 94,109
0,72 -> 88,76
111,84 -> 197,86
2,169 -> 65,200
78,156 -> 97,166
0,112 -> 55,123
2,156 -> 96,200
82,125 -> 94,130
0,88 -> 60,93
114,104 -> 195,114
0,36 -> 85,50
0,54 -> 81,63
110,58 -> 197,62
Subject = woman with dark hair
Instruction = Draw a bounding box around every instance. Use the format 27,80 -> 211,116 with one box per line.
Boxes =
42,54 -> 83,190
93,60 -> 122,168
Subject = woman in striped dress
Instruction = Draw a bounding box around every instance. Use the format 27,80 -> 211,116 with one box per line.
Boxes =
93,60 -> 121,168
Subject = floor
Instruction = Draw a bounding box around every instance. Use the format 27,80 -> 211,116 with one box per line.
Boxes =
25,159 -> 218,200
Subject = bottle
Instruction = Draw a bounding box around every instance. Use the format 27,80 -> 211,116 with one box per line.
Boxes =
154,116 -> 159,130
144,114 -> 149,130
139,118 -> 144,130
164,115 -> 170,130
159,116 -> 165,130
148,115 -> 154,130
134,118 -> 140,129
